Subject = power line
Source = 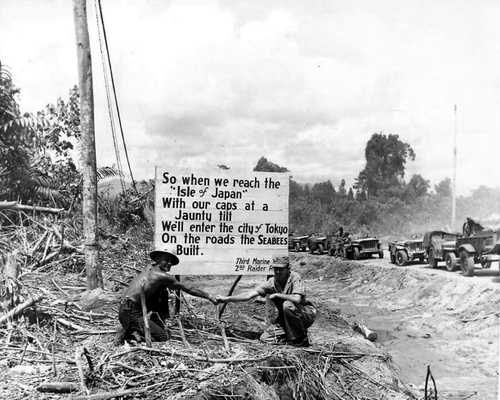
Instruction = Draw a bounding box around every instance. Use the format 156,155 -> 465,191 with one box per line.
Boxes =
94,0 -> 126,193
96,0 -> 138,194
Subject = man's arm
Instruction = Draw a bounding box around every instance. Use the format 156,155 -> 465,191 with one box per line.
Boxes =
170,280 -> 217,304
216,289 -> 261,303
269,293 -> 302,305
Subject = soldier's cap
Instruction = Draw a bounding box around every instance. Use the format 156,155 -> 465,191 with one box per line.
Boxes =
270,255 -> 290,269
149,250 -> 179,266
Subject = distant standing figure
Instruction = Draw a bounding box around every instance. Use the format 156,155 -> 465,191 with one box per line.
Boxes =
216,256 -> 316,347
117,250 -> 216,343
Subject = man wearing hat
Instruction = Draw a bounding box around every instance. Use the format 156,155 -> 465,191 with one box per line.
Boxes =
117,249 -> 217,343
216,255 -> 316,347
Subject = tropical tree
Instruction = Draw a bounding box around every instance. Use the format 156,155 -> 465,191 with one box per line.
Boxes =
404,174 -> 430,201
434,178 -> 452,198
253,157 -> 289,173
0,62 -> 51,202
356,133 -> 415,197
311,180 -> 335,205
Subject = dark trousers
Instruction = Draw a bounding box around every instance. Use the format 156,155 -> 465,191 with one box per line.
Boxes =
278,300 -> 316,342
118,299 -> 170,342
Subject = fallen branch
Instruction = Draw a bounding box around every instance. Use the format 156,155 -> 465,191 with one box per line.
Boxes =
75,346 -> 90,396
30,231 -> 49,256
37,382 -> 79,393
0,294 -> 44,325
68,382 -> 165,400
56,318 -> 85,331
69,329 -> 119,335
68,388 -> 147,400
340,359 -> 389,390
0,201 -> 65,214
41,232 -> 54,262
111,345 -> 276,364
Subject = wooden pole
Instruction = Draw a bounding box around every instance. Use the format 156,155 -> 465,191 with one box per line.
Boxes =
73,0 -> 102,289
139,286 -> 152,347
218,275 -> 242,319
174,275 -> 181,315
451,104 -> 457,231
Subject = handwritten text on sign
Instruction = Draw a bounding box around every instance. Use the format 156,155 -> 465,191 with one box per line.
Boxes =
154,168 -> 289,275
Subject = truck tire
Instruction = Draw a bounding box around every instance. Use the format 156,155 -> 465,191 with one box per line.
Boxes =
395,251 -> 408,266
428,249 -> 438,269
390,253 -> 396,264
445,253 -> 458,272
353,247 -> 360,260
318,243 -> 324,254
459,250 -> 475,277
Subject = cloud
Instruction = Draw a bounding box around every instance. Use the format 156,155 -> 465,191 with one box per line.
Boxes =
1,0 -> 499,194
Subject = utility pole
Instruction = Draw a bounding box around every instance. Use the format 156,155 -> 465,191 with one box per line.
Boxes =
73,0 -> 102,289
451,104 -> 457,231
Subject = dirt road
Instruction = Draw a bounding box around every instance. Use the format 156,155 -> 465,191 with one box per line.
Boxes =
296,252 -> 499,400
359,249 -> 500,282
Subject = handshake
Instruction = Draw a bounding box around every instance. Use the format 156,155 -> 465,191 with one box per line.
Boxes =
203,295 -> 229,305
207,293 -> 278,305
208,295 -> 229,305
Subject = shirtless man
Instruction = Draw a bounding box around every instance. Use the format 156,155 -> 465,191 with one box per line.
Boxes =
118,250 -> 216,343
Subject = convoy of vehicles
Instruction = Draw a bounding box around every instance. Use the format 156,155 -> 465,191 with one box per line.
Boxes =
287,218 -> 500,277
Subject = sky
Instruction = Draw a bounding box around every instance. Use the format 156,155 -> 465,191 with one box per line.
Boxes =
1,0 -> 499,195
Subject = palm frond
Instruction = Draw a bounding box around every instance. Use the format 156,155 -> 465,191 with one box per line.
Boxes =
97,166 -> 123,181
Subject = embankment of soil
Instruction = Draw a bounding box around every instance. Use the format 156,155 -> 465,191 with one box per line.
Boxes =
290,253 -> 499,400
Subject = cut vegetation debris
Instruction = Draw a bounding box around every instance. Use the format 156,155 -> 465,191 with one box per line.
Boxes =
0,214 -> 415,400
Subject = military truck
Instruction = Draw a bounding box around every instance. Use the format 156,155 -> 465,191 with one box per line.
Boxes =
452,218 -> 500,277
288,233 -> 309,252
343,236 -> 383,260
307,233 -> 330,255
388,238 -> 425,266
423,230 -> 460,270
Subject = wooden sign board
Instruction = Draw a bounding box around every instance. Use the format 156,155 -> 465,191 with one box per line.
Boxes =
154,167 -> 290,275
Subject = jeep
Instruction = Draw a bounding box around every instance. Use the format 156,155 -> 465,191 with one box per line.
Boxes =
307,233 -> 330,255
343,236 -> 383,260
288,233 -> 309,252
389,238 -> 425,266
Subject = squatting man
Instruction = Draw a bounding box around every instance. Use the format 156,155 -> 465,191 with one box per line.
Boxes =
118,251 -> 316,347
216,255 -> 317,347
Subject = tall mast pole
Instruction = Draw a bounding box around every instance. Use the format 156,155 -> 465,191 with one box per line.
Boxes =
451,104 -> 457,231
73,0 -> 102,289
